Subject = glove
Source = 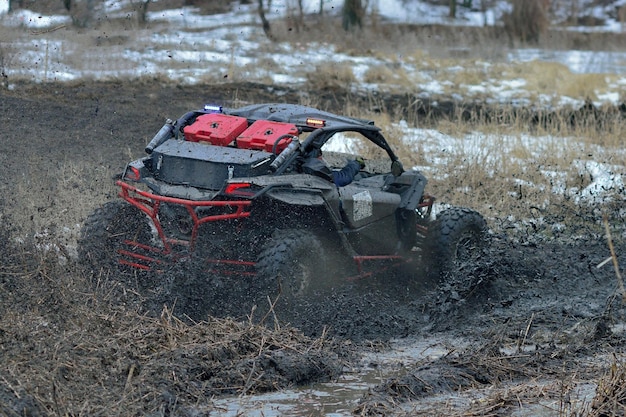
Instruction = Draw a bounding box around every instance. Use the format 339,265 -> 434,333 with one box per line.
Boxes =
356,156 -> 365,169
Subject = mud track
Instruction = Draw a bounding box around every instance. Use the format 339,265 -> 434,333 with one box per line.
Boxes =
1,81 -> 625,415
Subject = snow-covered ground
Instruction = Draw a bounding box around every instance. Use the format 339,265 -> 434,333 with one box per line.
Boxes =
2,0 -> 626,101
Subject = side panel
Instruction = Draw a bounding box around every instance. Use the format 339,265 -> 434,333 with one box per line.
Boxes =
338,185 -> 401,229
262,186 -> 344,229
344,216 -> 400,255
337,183 -> 403,255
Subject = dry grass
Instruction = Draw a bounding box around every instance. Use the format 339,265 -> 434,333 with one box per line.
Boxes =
350,98 -> 626,240
0,235 -> 345,415
503,61 -> 615,101
305,62 -> 356,90
363,64 -> 405,85
355,57 -> 624,105
589,359 -> 626,417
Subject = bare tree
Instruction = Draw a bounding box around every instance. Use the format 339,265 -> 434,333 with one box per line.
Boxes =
342,0 -> 363,31
281,0 -> 303,33
502,0 -> 549,43
61,0 -> 95,27
449,0 -> 456,18
132,0 -> 150,24
257,0 -> 274,40
297,0 -> 304,29
449,0 -> 474,19
8,0 -> 24,11
481,0 -> 490,25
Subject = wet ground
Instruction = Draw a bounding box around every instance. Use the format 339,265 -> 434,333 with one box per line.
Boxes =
1,80 -> 625,416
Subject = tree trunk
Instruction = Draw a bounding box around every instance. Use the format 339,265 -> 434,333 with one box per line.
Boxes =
8,0 -> 20,12
257,0 -> 274,40
297,0 -> 304,29
449,0 -> 456,18
68,0 -> 95,27
481,0 -> 487,25
342,0 -> 362,31
137,0 -> 150,24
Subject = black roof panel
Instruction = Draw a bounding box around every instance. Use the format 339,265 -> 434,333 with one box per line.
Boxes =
224,103 -> 377,130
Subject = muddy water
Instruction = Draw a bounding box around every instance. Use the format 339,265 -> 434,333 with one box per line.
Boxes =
213,336 -> 468,416
213,334 -> 609,416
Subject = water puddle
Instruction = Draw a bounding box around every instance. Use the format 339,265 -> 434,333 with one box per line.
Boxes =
213,336 -> 468,416
212,335 -> 607,416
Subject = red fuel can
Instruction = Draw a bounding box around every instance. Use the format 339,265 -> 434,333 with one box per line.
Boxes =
236,120 -> 299,153
183,114 -> 249,146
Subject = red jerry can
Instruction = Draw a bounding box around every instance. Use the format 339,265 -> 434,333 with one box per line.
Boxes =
183,113 -> 249,146
236,120 -> 299,153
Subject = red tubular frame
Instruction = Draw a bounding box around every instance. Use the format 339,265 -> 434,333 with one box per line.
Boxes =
115,181 -> 433,279
350,255 -> 406,280
116,180 -> 252,270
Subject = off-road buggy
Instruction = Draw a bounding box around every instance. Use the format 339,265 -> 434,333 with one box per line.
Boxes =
79,103 -> 488,310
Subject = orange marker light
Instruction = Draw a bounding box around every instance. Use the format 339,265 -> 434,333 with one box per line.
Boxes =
306,118 -> 326,128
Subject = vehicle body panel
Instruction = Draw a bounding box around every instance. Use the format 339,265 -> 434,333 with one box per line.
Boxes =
115,103 -> 435,277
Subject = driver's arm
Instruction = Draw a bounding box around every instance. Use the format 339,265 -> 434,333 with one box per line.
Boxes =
332,159 -> 364,187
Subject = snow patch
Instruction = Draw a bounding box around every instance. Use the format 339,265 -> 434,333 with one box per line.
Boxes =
572,160 -> 625,205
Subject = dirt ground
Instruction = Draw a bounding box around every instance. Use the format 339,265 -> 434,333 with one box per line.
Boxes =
1,80 -> 626,416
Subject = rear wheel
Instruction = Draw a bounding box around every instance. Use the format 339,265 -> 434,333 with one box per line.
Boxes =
255,229 -> 330,305
424,207 -> 488,279
78,201 -> 163,305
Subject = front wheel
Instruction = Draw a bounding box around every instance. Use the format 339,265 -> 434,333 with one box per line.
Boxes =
424,207 -> 489,279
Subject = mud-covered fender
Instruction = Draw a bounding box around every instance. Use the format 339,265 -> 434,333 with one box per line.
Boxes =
244,173 -> 339,206
265,188 -> 327,206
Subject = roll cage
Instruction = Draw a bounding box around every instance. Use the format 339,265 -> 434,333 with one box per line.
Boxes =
219,103 -> 403,175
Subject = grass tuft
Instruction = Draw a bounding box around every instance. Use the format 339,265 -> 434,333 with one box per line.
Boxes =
305,62 -> 356,90
590,359 -> 626,417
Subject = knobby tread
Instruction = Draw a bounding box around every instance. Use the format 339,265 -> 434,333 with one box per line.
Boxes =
79,200 -> 129,269
78,201 -> 157,303
425,206 -> 489,277
256,229 -> 327,300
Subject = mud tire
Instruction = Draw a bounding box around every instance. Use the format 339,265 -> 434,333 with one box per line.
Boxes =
255,229 -> 329,304
425,207 -> 488,279
78,201 -> 161,305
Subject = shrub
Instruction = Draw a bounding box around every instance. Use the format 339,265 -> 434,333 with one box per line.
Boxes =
306,63 -> 356,90
503,0 -> 550,43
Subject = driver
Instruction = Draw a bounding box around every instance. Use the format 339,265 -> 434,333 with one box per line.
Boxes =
302,150 -> 365,186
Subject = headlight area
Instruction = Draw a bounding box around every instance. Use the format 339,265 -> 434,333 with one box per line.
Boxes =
122,158 -> 150,182
222,181 -> 264,198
